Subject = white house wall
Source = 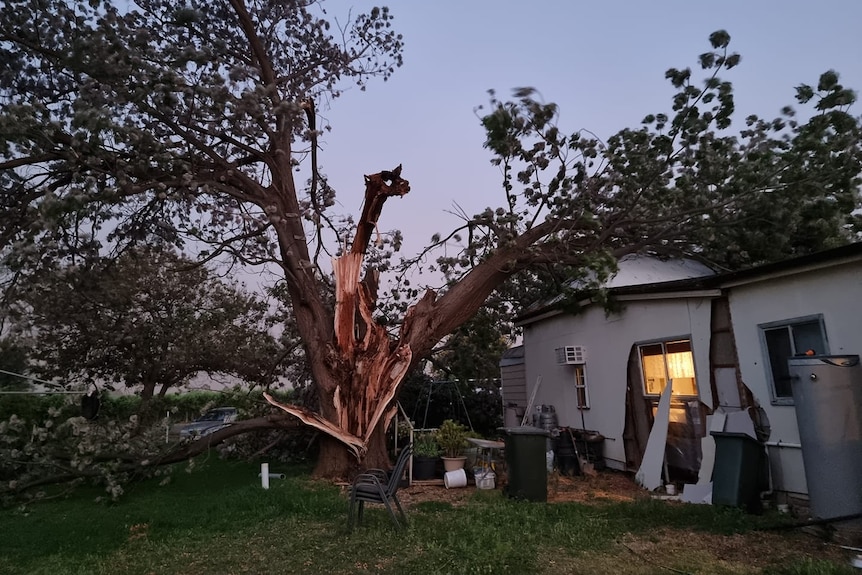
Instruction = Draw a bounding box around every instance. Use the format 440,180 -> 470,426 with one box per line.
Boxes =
522,297 -> 713,471
727,261 -> 862,496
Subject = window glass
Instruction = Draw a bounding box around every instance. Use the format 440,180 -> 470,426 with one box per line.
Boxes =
574,366 -> 589,409
764,327 -> 793,398
666,340 -> 697,395
762,318 -> 827,400
640,340 -> 698,397
640,344 -> 667,395
793,321 -> 826,356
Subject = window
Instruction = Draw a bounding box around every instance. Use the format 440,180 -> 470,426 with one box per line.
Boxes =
639,339 -> 698,397
573,365 -> 589,409
760,316 -> 828,402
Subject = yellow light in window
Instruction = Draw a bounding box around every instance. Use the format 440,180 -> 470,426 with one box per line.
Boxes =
666,351 -> 695,379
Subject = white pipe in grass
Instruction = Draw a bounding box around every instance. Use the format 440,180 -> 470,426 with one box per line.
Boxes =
258,473 -> 287,480
261,463 -> 270,489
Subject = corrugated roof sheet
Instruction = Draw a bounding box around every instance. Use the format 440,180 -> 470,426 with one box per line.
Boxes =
601,254 -> 715,288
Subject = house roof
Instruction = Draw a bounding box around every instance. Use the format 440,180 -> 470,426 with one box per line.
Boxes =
592,254 -> 715,289
499,345 -> 525,367
516,242 -> 862,326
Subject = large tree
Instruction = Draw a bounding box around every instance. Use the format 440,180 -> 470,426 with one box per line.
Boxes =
5,246 -> 281,400
2,0 -> 860,479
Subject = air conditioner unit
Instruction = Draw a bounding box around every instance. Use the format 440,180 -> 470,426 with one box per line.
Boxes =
555,345 -> 586,365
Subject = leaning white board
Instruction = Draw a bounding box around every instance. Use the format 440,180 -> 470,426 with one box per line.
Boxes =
635,379 -> 673,491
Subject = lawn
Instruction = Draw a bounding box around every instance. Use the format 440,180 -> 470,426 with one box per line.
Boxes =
0,456 -> 855,575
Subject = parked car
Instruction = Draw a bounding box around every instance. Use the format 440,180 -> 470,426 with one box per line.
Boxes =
178,407 -> 239,439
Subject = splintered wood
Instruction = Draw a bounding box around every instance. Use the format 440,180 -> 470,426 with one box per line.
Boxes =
265,167 -> 412,461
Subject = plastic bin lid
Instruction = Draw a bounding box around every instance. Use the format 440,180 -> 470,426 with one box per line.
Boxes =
709,430 -> 760,441
497,426 -> 550,436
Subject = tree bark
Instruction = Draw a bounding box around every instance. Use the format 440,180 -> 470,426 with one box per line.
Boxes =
154,412 -> 301,465
140,381 -> 155,401
265,168 -> 411,475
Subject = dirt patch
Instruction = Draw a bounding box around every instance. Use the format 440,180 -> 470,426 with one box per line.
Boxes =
547,469 -> 646,503
398,468 -> 647,508
398,481 -> 476,508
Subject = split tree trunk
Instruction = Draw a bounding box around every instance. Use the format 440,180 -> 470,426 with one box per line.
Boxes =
265,168 -> 413,475
264,168 -> 582,478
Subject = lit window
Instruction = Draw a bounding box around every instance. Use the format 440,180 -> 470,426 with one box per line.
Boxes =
639,339 -> 698,397
760,316 -> 827,402
573,365 -> 589,409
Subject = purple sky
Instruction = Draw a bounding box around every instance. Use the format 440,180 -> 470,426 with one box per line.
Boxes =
264,1 -> 862,290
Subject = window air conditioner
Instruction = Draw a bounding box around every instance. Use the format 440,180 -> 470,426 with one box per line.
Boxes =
555,345 -> 586,365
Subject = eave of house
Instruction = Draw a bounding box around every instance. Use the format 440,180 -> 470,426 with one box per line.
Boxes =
515,288 -> 722,326
515,242 -> 862,327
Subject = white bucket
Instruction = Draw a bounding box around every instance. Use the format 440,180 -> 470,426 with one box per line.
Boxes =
475,470 -> 496,490
444,468 -> 467,489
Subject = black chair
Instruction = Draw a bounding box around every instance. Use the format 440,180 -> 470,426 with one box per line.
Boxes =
347,443 -> 413,531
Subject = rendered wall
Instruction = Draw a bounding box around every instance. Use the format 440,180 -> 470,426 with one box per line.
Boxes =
521,296 -> 713,470
727,261 -> 862,495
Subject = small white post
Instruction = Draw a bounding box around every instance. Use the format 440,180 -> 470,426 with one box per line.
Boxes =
165,411 -> 170,444
261,463 -> 270,489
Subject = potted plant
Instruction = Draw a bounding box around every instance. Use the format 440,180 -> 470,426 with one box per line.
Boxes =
435,419 -> 469,472
412,432 -> 440,480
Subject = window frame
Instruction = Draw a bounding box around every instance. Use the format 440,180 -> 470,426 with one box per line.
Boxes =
758,314 -> 828,405
637,337 -> 699,398
573,364 -> 589,410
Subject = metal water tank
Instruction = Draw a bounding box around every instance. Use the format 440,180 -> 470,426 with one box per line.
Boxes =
789,355 -> 862,520
532,405 -> 558,452
532,404 -> 558,430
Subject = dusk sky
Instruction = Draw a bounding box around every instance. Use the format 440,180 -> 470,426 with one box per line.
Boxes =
298,0 -> 862,286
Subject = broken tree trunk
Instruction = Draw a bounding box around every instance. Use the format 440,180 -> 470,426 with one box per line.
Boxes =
265,168 -> 412,469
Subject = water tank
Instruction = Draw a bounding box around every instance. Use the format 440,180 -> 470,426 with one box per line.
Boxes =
532,404 -> 558,430
789,355 -> 862,520
532,405 -> 558,452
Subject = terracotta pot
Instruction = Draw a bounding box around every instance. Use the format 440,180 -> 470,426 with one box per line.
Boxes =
442,456 -> 467,473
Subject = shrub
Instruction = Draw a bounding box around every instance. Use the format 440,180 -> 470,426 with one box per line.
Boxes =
435,419 -> 468,458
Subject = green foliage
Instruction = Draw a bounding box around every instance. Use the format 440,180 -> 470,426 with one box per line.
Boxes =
397,371 -> 502,437
413,432 -> 439,457
0,338 -> 29,390
0,399 -> 176,505
407,28 -> 860,358
432,308 -> 510,383
464,29 -> 861,302
0,389 -> 312,504
0,393 -> 68,423
434,419 -> 468,458
458,380 -> 503,438
4,246 -> 283,399
0,0 -> 403,281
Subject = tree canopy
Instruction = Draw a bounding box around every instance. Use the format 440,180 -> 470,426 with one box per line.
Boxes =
2,0 -> 861,477
5,247 -> 282,399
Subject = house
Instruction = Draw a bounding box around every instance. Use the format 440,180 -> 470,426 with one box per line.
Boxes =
509,243 -> 862,506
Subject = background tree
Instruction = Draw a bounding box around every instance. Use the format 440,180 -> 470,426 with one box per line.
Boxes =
430,309 -> 510,384
0,338 -> 30,391
5,246 -> 282,401
2,1 -> 860,480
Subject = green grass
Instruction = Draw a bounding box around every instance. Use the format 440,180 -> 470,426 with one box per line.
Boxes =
0,459 -> 854,575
